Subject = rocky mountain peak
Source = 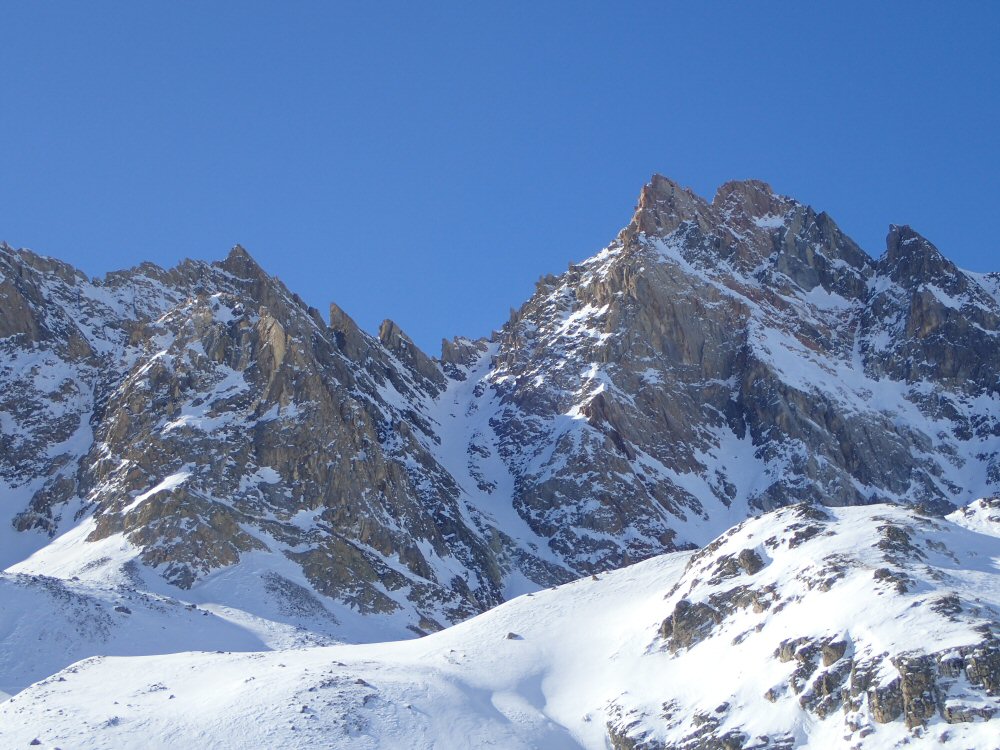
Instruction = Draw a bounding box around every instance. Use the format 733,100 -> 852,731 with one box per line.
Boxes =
210,244 -> 327,331
440,335 -> 489,370
881,224 -> 960,289
622,173 -> 711,241
328,301 -> 370,360
217,243 -> 266,281
712,177 -> 785,219
616,176 -> 873,299
378,318 -> 412,350
379,318 -> 446,390
225,242 -> 253,262
861,224 -> 1000,394
0,243 -> 87,287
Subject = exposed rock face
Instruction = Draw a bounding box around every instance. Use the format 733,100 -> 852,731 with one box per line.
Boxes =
863,224 -> 1000,391
2,174 -> 999,634
475,176 -> 1000,573
0,243 -> 561,633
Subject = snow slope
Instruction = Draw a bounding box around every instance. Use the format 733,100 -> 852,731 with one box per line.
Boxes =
2,501 -> 997,749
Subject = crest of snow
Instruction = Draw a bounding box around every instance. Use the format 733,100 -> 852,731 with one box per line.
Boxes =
553,303 -> 610,343
161,365 -> 249,433
947,498 -> 1000,537
753,214 -> 786,229
964,269 -> 1000,307
237,467 -> 282,493
798,284 -> 852,311
925,283 -> 969,311
122,471 -> 192,513
7,509 -> 139,586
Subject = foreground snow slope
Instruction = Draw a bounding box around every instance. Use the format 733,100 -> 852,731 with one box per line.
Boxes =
2,501 -> 998,749
0,552 -> 686,750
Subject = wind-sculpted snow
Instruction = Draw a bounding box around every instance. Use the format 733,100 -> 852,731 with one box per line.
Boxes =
1,502 -> 996,749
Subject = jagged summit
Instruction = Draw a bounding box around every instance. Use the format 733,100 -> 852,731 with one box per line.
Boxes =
881,223 -> 961,286
488,173 -> 999,566
712,177 -> 784,218
379,318 -> 445,390
626,174 -> 787,237
609,174 -> 997,312
620,177 -> 958,276
621,173 -> 710,241
619,175 -> 869,287
221,242 -> 256,268
217,242 -> 269,282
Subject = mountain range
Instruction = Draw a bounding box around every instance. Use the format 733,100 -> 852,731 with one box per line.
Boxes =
1,175 -> 998,748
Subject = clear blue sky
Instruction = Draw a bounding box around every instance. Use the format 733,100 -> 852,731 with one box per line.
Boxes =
1,3 -> 997,352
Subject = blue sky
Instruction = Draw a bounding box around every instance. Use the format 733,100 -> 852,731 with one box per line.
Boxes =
1,3 -> 997,352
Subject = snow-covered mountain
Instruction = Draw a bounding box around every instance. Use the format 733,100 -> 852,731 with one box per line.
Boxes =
2,500 -> 997,749
0,243 -> 566,646
478,177 -> 1000,573
1,175 -> 999,746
